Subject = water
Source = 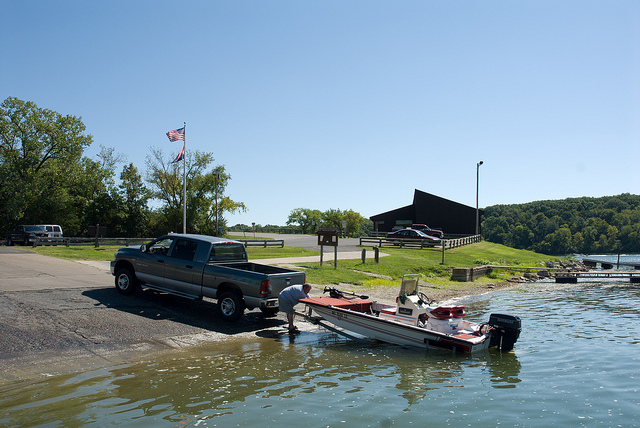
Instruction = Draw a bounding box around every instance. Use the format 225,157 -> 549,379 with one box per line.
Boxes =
1,280 -> 639,427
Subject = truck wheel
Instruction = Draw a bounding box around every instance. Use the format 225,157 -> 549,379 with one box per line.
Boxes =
260,307 -> 279,318
115,268 -> 137,295
217,291 -> 245,322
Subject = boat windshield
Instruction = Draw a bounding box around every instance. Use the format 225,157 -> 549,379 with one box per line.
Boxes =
398,274 -> 420,297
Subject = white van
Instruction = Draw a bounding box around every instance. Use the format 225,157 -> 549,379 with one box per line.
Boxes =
37,224 -> 63,238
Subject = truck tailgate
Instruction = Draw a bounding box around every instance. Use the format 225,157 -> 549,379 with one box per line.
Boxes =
263,271 -> 306,296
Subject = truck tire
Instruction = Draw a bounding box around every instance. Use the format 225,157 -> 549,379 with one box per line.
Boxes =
217,291 -> 245,322
115,268 -> 138,295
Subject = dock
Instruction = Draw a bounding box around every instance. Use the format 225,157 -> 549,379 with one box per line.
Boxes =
555,271 -> 640,284
581,258 -> 640,270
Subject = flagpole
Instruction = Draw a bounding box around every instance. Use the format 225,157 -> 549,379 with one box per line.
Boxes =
182,122 -> 187,234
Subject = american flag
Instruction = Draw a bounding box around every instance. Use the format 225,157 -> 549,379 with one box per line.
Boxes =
173,145 -> 185,163
166,127 -> 185,142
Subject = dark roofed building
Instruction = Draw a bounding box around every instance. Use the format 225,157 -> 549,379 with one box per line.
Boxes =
370,189 -> 482,236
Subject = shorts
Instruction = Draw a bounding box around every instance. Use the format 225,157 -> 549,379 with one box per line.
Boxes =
278,296 -> 295,315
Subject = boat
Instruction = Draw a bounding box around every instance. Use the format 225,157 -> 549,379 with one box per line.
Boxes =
300,274 -> 521,353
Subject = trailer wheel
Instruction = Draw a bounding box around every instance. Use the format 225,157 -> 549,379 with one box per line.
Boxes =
217,291 -> 245,322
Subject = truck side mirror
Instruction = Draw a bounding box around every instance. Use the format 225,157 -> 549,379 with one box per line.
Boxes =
140,244 -> 147,252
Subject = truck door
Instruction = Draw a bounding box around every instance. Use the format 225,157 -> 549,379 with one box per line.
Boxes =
163,238 -> 200,297
135,236 -> 174,287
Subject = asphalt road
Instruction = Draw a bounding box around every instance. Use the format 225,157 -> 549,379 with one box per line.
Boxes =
0,246 -> 303,382
249,232 -> 362,252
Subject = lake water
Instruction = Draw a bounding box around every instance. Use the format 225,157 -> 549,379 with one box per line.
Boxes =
1,276 -> 639,426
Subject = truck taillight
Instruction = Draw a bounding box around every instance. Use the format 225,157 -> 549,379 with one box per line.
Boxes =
260,279 -> 270,296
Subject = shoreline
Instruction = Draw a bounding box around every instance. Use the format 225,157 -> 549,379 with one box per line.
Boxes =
316,279 -> 523,306
0,280 -> 524,385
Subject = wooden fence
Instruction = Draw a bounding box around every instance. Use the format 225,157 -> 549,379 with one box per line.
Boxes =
238,240 -> 284,248
34,237 -> 151,247
359,234 -> 481,249
32,237 -> 285,249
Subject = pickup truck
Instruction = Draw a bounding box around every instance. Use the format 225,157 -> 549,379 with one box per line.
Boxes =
110,234 -> 306,321
5,225 -> 49,246
411,224 -> 444,239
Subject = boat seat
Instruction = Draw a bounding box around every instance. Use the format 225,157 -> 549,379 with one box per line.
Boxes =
430,305 -> 466,320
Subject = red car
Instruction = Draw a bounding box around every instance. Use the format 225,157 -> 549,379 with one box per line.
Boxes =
386,228 -> 441,242
411,224 -> 444,239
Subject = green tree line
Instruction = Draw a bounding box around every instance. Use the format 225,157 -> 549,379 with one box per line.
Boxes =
283,207 -> 373,237
0,97 -> 244,237
482,194 -> 640,254
228,208 -> 375,237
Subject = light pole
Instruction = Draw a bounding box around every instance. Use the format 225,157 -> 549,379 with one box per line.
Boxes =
476,161 -> 483,236
214,172 -> 219,236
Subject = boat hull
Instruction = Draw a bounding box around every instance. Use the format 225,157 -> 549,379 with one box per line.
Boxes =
302,298 -> 492,354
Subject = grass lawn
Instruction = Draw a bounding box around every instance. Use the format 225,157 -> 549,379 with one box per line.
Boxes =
24,243 -> 319,261
24,240 -> 563,288
300,241 -> 561,288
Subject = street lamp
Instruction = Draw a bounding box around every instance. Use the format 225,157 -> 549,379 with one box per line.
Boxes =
214,173 -> 219,236
476,161 -> 483,236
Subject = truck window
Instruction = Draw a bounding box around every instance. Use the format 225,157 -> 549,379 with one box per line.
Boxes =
209,243 -> 246,262
170,239 -> 198,261
147,237 -> 174,256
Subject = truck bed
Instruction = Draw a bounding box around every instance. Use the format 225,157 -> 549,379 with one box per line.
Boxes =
211,261 -> 300,275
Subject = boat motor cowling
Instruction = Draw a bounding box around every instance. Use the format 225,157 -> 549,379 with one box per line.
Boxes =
488,313 -> 522,352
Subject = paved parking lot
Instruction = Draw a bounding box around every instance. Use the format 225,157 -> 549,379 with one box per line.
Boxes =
0,247 -> 294,382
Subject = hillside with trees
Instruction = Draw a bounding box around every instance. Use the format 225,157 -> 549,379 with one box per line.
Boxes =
482,194 -> 640,255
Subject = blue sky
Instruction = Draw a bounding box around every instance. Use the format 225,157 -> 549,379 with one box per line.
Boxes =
2,1 -> 639,227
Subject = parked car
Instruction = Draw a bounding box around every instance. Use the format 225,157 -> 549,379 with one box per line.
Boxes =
37,224 -> 63,238
5,225 -> 49,246
411,224 -> 444,238
386,228 -> 441,243
111,233 -> 307,321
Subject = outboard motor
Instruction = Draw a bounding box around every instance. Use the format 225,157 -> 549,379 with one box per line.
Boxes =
488,314 -> 522,352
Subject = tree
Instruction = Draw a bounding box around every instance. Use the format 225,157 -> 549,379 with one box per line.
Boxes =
118,163 -> 151,237
287,208 -> 323,234
482,215 -> 508,244
74,145 -> 129,236
342,209 -> 367,237
321,208 -> 344,231
145,147 -> 245,235
536,227 -> 572,255
0,97 -> 94,234
508,224 -> 534,250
